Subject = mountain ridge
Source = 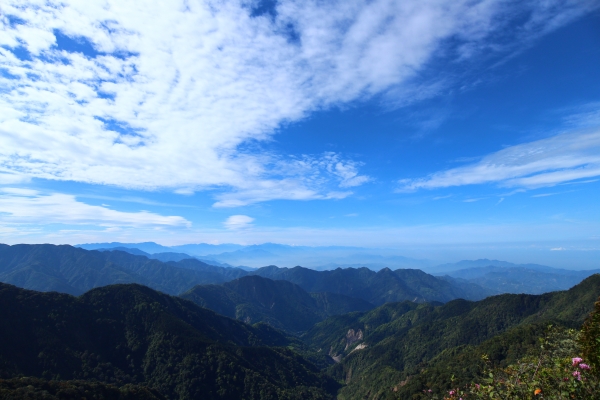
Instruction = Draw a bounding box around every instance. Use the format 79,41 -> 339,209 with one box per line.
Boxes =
181,275 -> 376,334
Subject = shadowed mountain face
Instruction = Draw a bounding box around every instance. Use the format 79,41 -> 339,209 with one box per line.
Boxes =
181,275 -> 375,334
0,282 -> 338,399
303,274 -> 600,399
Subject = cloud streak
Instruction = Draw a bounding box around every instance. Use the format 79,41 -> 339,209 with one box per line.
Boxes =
399,129 -> 600,191
0,188 -> 191,228
0,0 -> 596,206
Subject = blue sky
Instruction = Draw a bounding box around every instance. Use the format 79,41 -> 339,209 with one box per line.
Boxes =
0,0 -> 599,267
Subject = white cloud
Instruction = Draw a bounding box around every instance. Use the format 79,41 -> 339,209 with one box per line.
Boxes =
224,215 -> 254,230
0,188 -> 191,227
399,129 -> 600,191
0,0 -> 596,206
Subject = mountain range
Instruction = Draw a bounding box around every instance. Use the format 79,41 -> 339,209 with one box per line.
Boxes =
437,259 -> 600,294
0,244 -> 247,296
0,244 -> 495,304
77,242 -> 432,270
1,242 -> 599,398
78,242 -> 600,295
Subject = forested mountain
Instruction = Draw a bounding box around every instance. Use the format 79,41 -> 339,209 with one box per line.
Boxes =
302,274 -> 600,399
0,282 -> 338,399
251,265 -> 494,304
181,275 -> 375,334
0,244 -> 246,296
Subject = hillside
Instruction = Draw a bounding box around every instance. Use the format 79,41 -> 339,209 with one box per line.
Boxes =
0,282 -> 338,399
181,275 -> 375,333
302,274 -> 600,399
251,266 -> 494,304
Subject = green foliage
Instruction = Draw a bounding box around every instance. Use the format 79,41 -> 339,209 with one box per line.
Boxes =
0,377 -> 165,399
420,326 -> 599,399
580,296 -> 600,372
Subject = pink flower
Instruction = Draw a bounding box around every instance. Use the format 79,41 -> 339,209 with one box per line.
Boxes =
579,363 -> 590,370
572,357 -> 583,366
449,390 -> 456,395
573,370 -> 581,381
475,384 -> 480,389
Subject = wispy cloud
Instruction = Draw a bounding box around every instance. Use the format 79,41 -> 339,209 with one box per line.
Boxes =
399,129 -> 600,191
0,0 -> 596,206
0,188 -> 191,227
463,198 -> 487,203
531,192 -> 565,198
77,194 -> 194,208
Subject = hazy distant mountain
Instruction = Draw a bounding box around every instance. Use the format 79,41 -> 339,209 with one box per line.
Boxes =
77,241 -> 174,254
0,282 -> 338,399
431,258 -> 563,274
96,247 -> 197,263
76,241 -> 432,270
171,243 -> 245,255
434,260 -> 600,294
181,275 -> 375,333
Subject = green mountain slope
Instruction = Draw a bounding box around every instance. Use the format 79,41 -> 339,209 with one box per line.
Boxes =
181,275 -> 375,333
252,266 -> 494,304
302,274 -> 600,399
0,282 -> 338,399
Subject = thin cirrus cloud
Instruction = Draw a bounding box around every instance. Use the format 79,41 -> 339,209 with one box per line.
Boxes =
399,129 -> 600,191
0,0 -> 596,207
0,188 -> 191,228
